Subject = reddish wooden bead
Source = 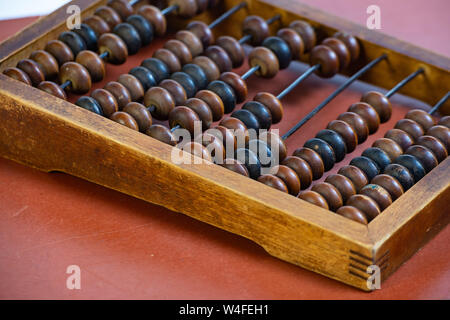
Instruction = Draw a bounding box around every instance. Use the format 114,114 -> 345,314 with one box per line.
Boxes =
438,116 -> 450,129
416,135 -> 448,162
336,206 -> 368,224
83,15 -> 111,36
206,126 -> 236,153
196,132 -> 225,162
38,81 -> 67,100
426,125 -> 450,151
98,33 -> 128,64
107,0 -> 133,20
242,16 -> 269,46
94,6 -> 122,29
219,117 -> 249,144
204,45 -> 232,73
348,102 -> 380,134
146,124 -> 176,146
311,182 -> 343,212
91,88 -> 118,117
195,90 -> 224,122
360,184 -> 392,211
219,72 -> 247,104
277,28 -> 304,60
186,21 -> 214,48
104,81 -> 131,109
164,39 -> 193,65
168,0 -> 198,18
169,106 -> 201,135
326,120 -> 358,153
59,62 -> 91,94
346,194 -> 380,221
220,159 -> 249,177
322,38 -> 350,70
394,119 -> 424,142
17,59 -> 45,86
292,147 -> 324,180
333,32 -> 360,62
29,50 -> 59,80
289,20 -> 316,52
192,56 -> 220,83
384,128 -> 414,151
117,73 -> 145,102
372,138 -> 403,162
159,79 -> 187,106
123,102 -> 153,132
186,98 -> 213,130
310,45 -> 339,78
325,174 -> 356,203
298,190 -> 329,210
360,91 -> 392,123
282,156 -> 313,190
45,40 -> 74,66
2,67 -> 31,85
153,48 -> 181,73
270,165 -> 301,196
75,50 -> 105,82
110,111 -> 139,131
176,30 -> 203,57
138,5 -> 166,36
180,141 -> 212,162
248,47 -> 279,78
337,112 -> 369,144
258,174 -> 289,193
405,109 -> 436,131
253,92 -> 283,124
216,36 -> 245,68
338,165 -> 368,192
371,174 -> 404,201
259,131 -> 288,163
144,86 -> 175,121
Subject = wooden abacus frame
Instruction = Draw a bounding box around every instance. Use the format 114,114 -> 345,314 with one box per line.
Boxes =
0,0 -> 448,291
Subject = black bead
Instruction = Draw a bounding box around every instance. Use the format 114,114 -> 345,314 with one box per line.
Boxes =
170,72 -> 197,98
58,31 -> 86,56
113,23 -> 141,55
129,66 -> 157,91
141,58 -> 170,83
73,23 -> 98,51
384,163 -> 414,191
247,139 -> 273,167
362,147 -> 392,171
206,80 -> 236,113
75,96 -> 103,116
394,154 -> 426,183
126,14 -> 153,46
242,101 -> 272,130
262,36 -> 292,69
182,64 -> 208,90
304,138 -> 336,171
235,148 -> 261,179
231,109 -> 260,131
350,156 -> 380,181
315,129 -> 347,162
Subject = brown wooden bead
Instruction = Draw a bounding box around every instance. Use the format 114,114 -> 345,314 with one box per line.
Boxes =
180,141 -> 212,162
348,102 -> 380,134
311,182 -> 343,212
248,47 -> 279,78
169,106 -> 201,135
416,135 -> 448,162
83,15 -> 110,36
325,174 -> 356,203
29,50 -> 59,80
277,28 -> 304,60
405,145 -> 438,173
45,40 -> 74,66
426,125 -> 450,151
292,147 -> 324,180
242,16 -> 269,46
104,81 -> 131,109
394,119 -> 424,142
322,38 -> 350,70
196,132 -> 225,163
123,102 -> 153,132
204,45 -> 232,73
164,39 -> 192,65
16,59 -> 44,86
253,92 -> 283,124
333,32 -> 360,62
195,0 -> 208,13
310,45 -> 339,78
110,111 -> 139,131
219,72 -> 247,104
186,21 -> 214,48
192,56 -> 220,83
219,117 -> 249,144
195,90 -> 224,122
153,48 -> 181,73
94,6 -> 122,29
159,79 -> 187,106
38,81 -> 67,100
336,206 -> 368,224
281,156 -> 313,190
216,36 -> 245,68
258,174 -> 289,193
206,126 -> 236,153
346,194 -> 380,221
146,124 -> 176,146
176,30 -> 203,57
186,98 -> 213,130
98,33 -> 128,64
384,128 -> 413,151
259,131 -> 288,163
220,159 -> 248,177
326,120 -> 357,153
372,138 -> 403,161
91,88 -> 118,117
107,0 -> 133,20
2,67 -> 32,85
360,91 -> 392,123
59,62 -> 91,94
270,165 -> 301,196
144,86 -> 175,121
117,74 -> 144,102
438,116 -> 450,128
337,112 -> 369,144
360,184 -> 392,211
338,165 -> 368,192
371,174 -> 404,201
405,109 -> 435,131
75,50 -> 105,82
298,190 -> 329,210
289,20 -> 316,52
168,0 -> 198,18
138,5 -> 166,36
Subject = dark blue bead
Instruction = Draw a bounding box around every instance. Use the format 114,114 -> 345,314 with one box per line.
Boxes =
242,101 -> 272,130
171,72 -> 197,98
235,148 -> 261,179
316,129 -> 347,162
141,58 -> 170,83
182,64 -> 208,90
73,23 -> 98,51
113,23 -> 141,55
350,156 -> 380,181
262,36 -> 292,69
383,163 -> 414,190
126,14 -> 153,46
130,66 -> 157,91
362,147 -> 392,171
231,109 -> 260,131
247,139 -> 273,167
58,31 -> 86,56
304,138 -> 336,171
75,96 -> 103,116
394,154 -> 426,183
206,80 -> 236,114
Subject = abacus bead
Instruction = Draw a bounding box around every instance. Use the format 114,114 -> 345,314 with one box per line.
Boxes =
107,0 -> 133,20
293,147 -> 324,180
231,109 -> 260,131
204,46 -> 232,73
104,81 -> 131,109
192,56 -> 220,82
348,102 -> 380,134
360,91 -> 392,123
289,20 -> 316,52
242,16 -> 269,46
95,6 -> 122,30
75,50 -> 105,82
83,15 -> 110,36
218,72 -> 246,104
123,102 -> 152,132
313,182 -> 344,212
130,66 -> 157,91
384,128 -> 413,151
270,165 -> 301,196
144,86 -> 175,121
3,67 -> 32,85
195,90 -> 224,122
220,159 -> 249,177
29,50 -> 59,80
58,31 -> 86,57
159,79 -> 187,106
91,88 -> 118,117
326,120 -> 357,153
322,38 -> 350,71
361,147 -> 391,171
126,14 -> 154,46
248,47 -> 279,78
253,92 -> 283,124
171,72 -> 197,98
394,154 -> 426,183
207,80 -> 236,114
44,40 -> 74,66
182,64 -> 208,90
310,45 -> 339,78
168,0 -> 198,18
259,130 -> 288,162
316,129 -> 347,162
336,206 -> 368,224
113,23 -> 141,55
405,145 -> 438,173
98,33 -> 128,64
350,156 -> 380,181
304,138 -> 336,171
248,139 -> 273,168
338,165 -> 368,192
141,58 -> 170,83
75,96 -> 103,115
282,156 -> 313,190
216,36 -> 245,68
360,184 -> 392,211
182,142 -> 213,164
186,21 -> 213,48
427,125 -> 450,151
117,73 -> 144,102
416,135 -> 448,162
258,174 -> 289,193
164,39 -> 192,65
176,30 -> 203,57
337,112 -> 369,144
383,164 -> 414,191
438,116 -> 450,128
169,106 -> 200,135
371,174 -> 404,201
262,36 -> 292,70
333,32 -> 360,62
17,59 -> 44,86
276,28 -> 304,60
153,49 -> 181,73
146,124 -> 176,146
110,111 -> 139,130
346,194 -> 380,221
235,148 -> 261,179
73,23 -> 98,51
207,126 -> 236,152
38,81 -> 67,100
197,132 -> 225,162
186,97 -> 213,130
59,62 -> 91,94
298,190 -> 329,210
405,109 -> 435,131
137,5 -> 166,37
394,119 -> 424,142
195,0 -> 208,14
372,138 -> 403,162
219,117 -> 249,144
325,174 -> 356,203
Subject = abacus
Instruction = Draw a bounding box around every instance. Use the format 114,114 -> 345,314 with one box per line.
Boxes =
0,0 -> 448,291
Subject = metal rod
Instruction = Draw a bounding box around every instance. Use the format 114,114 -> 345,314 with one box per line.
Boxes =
429,92 -> 450,115
282,55 -> 388,140
238,14 -> 281,45
208,2 -> 247,29
241,65 -> 260,80
276,64 -> 320,100
265,14 -> 281,25
99,51 -> 109,60
385,68 -> 424,98
171,124 -> 181,132
161,4 -> 179,16
60,80 -> 71,90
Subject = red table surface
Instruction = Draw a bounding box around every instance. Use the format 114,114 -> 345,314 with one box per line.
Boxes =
0,0 -> 449,299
